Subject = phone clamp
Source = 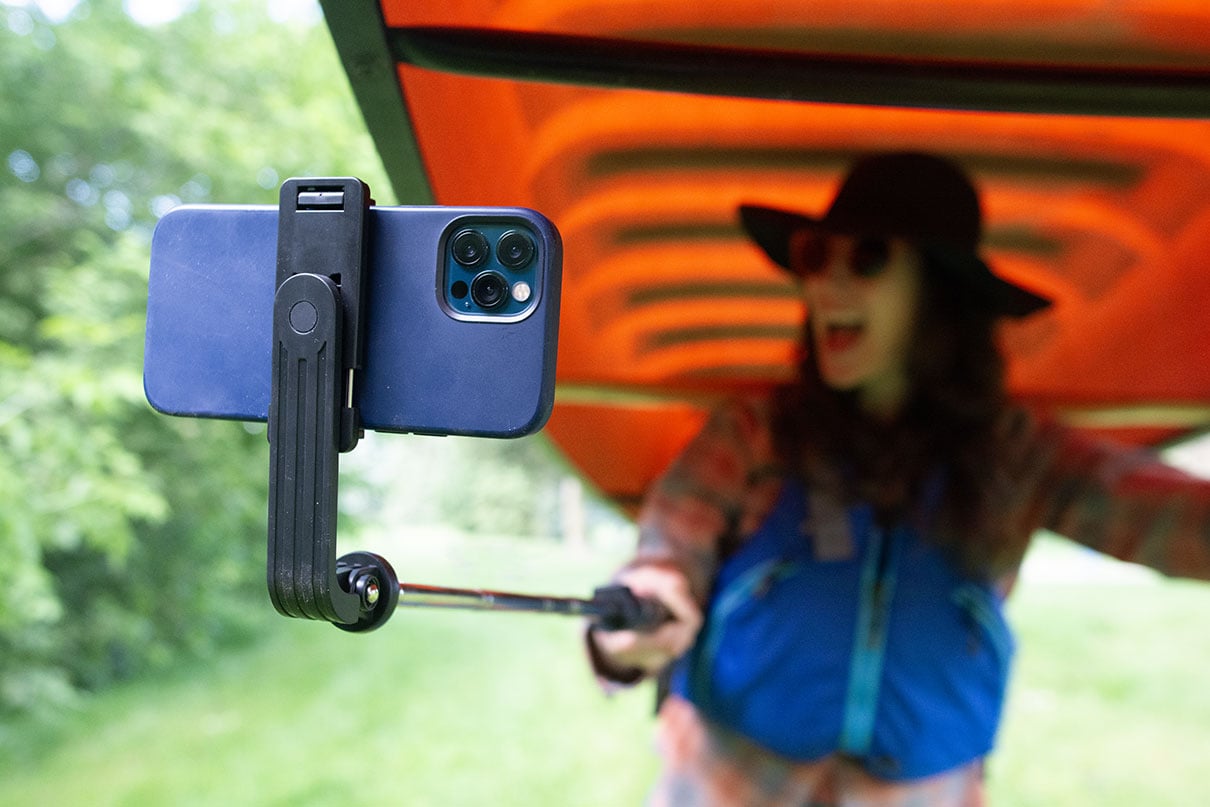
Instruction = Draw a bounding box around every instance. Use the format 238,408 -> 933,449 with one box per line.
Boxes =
265,177 -> 399,632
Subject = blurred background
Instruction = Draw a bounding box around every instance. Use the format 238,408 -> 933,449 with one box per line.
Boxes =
1,1 -> 1207,804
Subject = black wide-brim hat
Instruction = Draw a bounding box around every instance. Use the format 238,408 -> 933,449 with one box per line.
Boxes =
739,152 -> 1052,318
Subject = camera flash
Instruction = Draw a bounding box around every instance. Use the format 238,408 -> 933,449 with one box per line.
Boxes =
511,281 -> 532,303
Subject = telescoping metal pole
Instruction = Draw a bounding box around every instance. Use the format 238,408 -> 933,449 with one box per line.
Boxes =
330,552 -> 670,633
396,581 -> 671,632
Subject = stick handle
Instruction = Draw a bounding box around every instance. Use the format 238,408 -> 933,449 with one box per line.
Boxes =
590,584 -> 672,632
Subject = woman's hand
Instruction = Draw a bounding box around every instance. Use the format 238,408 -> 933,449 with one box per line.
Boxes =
589,563 -> 703,679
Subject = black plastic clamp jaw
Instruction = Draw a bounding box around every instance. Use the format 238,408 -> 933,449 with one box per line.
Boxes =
266,177 -> 399,633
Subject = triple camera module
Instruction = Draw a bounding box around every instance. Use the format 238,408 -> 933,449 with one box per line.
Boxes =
444,221 -> 541,321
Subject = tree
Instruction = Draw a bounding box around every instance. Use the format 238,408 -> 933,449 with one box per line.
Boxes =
0,0 -> 390,713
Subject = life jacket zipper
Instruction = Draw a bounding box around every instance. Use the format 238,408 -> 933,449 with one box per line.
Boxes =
839,521 -> 900,757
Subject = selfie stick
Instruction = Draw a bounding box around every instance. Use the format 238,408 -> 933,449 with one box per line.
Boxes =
263,178 -> 667,634
331,552 -> 668,633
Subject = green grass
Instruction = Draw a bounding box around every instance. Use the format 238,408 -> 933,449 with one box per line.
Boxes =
2,533 -> 1208,805
991,539 -> 1210,805
0,529 -> 659,806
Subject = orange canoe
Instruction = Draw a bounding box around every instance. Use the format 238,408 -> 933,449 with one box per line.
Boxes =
320,0 -> 1210,510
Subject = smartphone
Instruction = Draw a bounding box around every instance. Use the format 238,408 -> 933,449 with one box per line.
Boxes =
144,204 -> 561,437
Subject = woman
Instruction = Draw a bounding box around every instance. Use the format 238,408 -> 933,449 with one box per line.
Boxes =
587,152 -> 1210,805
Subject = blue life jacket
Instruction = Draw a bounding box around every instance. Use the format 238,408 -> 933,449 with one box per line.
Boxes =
670,480 -> 1014,781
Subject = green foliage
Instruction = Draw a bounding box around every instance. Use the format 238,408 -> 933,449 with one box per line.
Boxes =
0,0 -> 391,714
346,431 -> 627,544
427,436 -> 562,536
0,0 -> 589,717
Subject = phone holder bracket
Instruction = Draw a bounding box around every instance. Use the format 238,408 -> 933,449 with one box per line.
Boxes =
266,177 -> 398,632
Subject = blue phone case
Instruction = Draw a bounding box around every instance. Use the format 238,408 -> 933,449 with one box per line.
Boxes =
144,204 -> 561,437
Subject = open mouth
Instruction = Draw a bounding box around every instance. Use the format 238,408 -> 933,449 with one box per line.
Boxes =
821,319 -> 865,352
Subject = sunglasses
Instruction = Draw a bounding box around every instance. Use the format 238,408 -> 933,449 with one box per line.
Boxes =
788,230 -> 893,279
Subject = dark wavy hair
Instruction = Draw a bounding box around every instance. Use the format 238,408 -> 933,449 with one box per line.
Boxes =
771,252 -> 1027,579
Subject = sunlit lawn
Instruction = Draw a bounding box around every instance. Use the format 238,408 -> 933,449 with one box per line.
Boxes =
993,538 -> 1210,805
2,532 -> 1208,805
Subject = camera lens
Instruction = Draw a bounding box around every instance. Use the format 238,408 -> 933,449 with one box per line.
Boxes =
496,230 -> 535,269
470,271 -> 509,309
451,229 -> 489,267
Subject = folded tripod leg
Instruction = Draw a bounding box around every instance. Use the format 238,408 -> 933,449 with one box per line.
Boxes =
266,177 -> 396,631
